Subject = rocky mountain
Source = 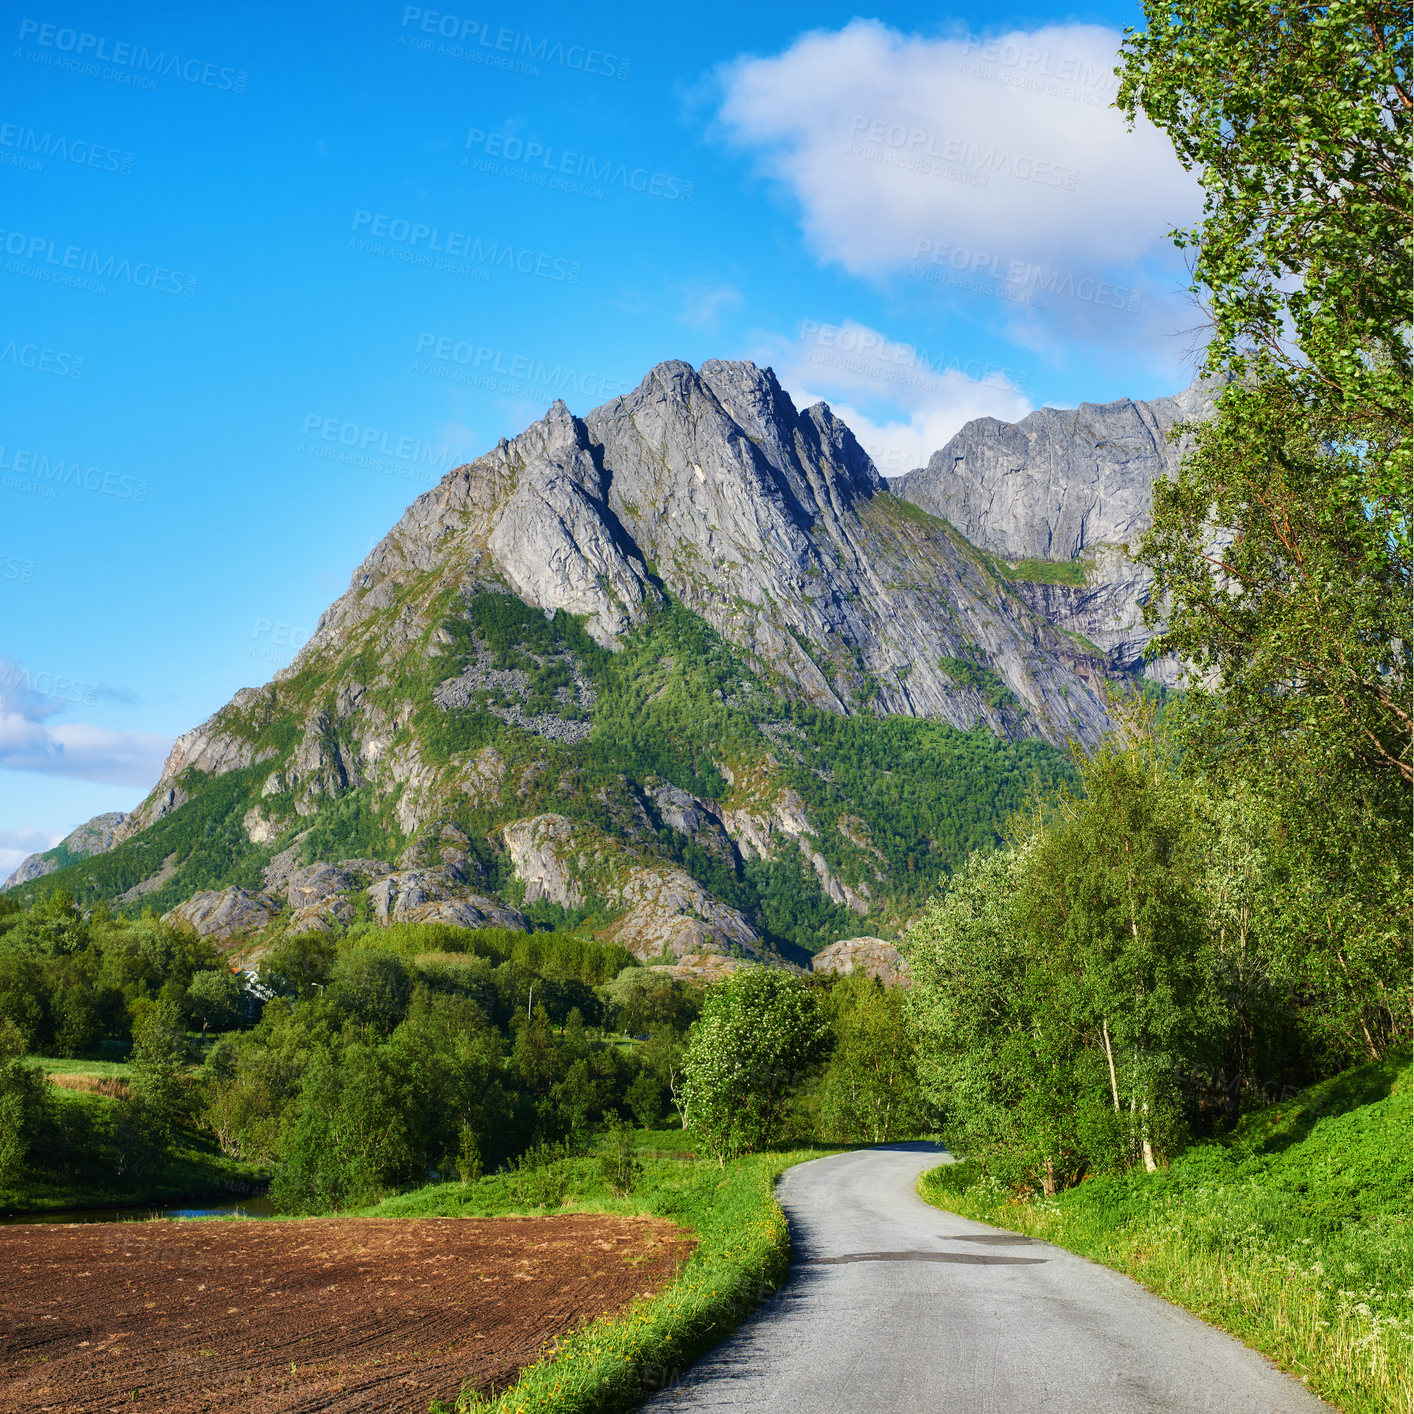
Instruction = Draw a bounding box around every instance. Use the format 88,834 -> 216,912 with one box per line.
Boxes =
2,812 -> 127,890
4,361 -> 1206,969
892,380 -> 1216,682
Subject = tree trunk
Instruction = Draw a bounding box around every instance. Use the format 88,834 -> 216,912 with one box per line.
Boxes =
1042,1157 -> 1057,1197
1102,1018 -> 1121,1113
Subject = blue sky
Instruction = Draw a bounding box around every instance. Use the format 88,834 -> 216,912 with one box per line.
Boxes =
0,0 -> 1202,876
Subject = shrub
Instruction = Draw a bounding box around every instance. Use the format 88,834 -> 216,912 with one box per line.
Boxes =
679,970 -> 828,1161
597,1115 -> 642,1196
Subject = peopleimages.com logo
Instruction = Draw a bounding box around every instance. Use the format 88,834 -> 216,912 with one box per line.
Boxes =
0,445 -> 149,501
0,335 -> 83,377
0,228 -> 198,296
16,18 -> 248,92
0,661 -> 99,706
398,8 -> 630,80
0,120 -> 134,174
349,211 -> 581,283
463,129 -> 693,201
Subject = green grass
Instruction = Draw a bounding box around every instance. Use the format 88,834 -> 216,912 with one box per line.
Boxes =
34,1056 -> 132,1079
365,1133 -> 841,1413
1002,556 -> 1087,586
919,1052 -> 1412,1414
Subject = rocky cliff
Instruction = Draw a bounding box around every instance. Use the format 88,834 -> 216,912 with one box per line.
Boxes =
891,380 -> 1217,681
2,812 -> 127,891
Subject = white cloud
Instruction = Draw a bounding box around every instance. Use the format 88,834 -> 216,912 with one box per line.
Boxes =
0,659 -> 172,788
715,21 -> 1201,370
678,283 -> 745,332
0,826 -> 63,881
716,21 -> 1198,277
0,709 -> 172,787
754,318 -> 1033,475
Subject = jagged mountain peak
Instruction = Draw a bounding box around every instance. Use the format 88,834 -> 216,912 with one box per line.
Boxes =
9,356 -> 1207,970
891,376 -> 1220,682
893,376 -> 1220,562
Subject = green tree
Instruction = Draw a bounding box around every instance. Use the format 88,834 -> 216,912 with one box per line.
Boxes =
678,970 -> 828,1162
186,969 -> 243,1034
904,843 -> 1063,1187
907,704 -> 1226,1190
258,931 -> 337,999
1118,0 -> 1411,1064
49,971 -> 102,1057
1020,710 -> 1219,1174
128,996 -> 190,1124
326,949 -> 412,1032
271,1040 -> 415,1212
1118,0 -> 1411,788
817,973 -> 929,1144
0,1020 -> 48,1185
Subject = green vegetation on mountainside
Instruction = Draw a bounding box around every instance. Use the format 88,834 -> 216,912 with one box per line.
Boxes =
920,1052 -> 1412,1414
5,767 -> 276,915
6,593 -> 1076,953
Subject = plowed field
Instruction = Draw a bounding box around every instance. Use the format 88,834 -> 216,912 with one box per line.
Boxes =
0,1213 -> 695,1412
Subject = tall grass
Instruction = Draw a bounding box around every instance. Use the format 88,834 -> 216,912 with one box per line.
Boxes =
47,1072 -> 130,1100
919,1053 -> 1412,1414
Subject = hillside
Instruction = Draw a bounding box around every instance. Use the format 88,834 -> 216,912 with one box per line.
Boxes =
5,361 -> 1206,964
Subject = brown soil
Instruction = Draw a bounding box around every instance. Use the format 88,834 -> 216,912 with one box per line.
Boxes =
0,1213 -> 695,1412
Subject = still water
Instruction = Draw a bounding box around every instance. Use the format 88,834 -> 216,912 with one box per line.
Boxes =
0,1195 -> 277,1224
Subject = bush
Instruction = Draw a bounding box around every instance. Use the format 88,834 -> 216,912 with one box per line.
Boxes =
679,970 -> 828,1161
0,1023 -> 49,1183
597,1115 -> 642,1196
186,969 -> 243,1032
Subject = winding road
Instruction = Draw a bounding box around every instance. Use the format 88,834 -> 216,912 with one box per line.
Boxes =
646,1143 -> 1329,1413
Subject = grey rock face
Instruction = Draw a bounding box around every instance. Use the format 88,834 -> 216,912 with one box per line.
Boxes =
163,887 -> 283,943
262,359 -> 1116,763
2,811 -> 127,890
115,785 -> 189,843
365,868 -> 528,931
893,381 -> 1215,562
608,865 -> 761,962
486,401 -> 659,647
501,814 -> 586,909
582,361 -> 1110,745
892,381 -> 1219,684
501,811 -> 763,964
811,937 -> 912,988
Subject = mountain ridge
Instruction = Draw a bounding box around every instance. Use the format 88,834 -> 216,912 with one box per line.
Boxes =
4,360 -> 1206,970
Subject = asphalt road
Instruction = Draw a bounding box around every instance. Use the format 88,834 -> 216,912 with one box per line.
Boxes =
645,1143 -> 1330,1413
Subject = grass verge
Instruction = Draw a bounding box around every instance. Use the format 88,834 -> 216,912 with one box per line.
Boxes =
366,1132 -> 838,1413
918,1053 -> 1411,1414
